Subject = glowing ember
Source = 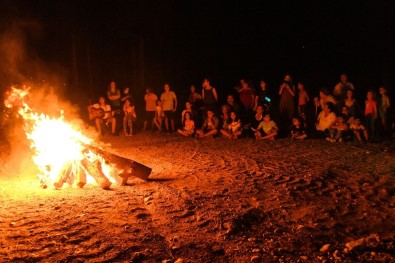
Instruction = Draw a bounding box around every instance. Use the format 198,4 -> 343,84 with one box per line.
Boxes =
4,86 -> 116,189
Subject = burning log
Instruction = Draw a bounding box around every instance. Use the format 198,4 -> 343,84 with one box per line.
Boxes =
83,145 -> 152,185
81,157 -> 111,189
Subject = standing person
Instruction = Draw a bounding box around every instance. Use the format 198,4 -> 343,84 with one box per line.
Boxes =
160,83 -> 177,132
254,80 -> 271,113
107,81 -> 122,134
188,84 -> 203,128
278,73 -> 296,134
297,82 -> 310,123
121,87 -> 134,106
188,84 -> 203,108
202,78 -> 218,118
377,86 -> 391,136
142,88 -> 158,131
87,96 -> 116,136
344,89 -> 361,117
364,90 -> 377,141
237,81 -> 255,124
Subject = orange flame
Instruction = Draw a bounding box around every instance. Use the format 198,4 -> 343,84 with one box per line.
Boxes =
4,86 -> 116,188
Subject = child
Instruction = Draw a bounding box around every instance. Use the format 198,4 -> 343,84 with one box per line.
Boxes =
196,109 -> 219,138
220,111 -> 242,139
326,114 -> 348,143
255,113 -> 278,141
153,101 -> 164,131
364,90 -> 377,141
177,111 -> 195,137
290,116 -> 307,140
123,99 -> 136,136
350,118 -> 368,142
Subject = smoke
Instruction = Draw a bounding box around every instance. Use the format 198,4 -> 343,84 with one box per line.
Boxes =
0,19 -> 96,181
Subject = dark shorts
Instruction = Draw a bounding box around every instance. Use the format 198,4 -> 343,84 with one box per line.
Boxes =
163,110 -> 175,120
145,111 -> 156,121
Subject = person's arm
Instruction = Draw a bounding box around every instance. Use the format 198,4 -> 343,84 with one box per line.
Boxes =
373,102 -> 378,119
202,89 -> 205,100
108,90 -> 121,100
386,96 -> 391,109
305,91 -> 310,102
288,85 -> 295,97
213,88 -> 218,101
253,95 -> 259,111
279,84 -> 285,95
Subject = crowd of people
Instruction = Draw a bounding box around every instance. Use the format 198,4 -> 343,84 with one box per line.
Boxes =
87,73 -> 393,143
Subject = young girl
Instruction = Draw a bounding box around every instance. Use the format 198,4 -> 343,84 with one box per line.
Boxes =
290,116 -> 307,140
350,118 -> 368,142
378,86 -> 391,133
327,115 -> 348,143
196,109 -> 219,138
220,111 -> 242,139
255,113 -> 278,141
123,99 -> 136,136
153,100 -> 164,131
177,111 -> 195,137
181,101 -> 195,124
364,90 -> 377,141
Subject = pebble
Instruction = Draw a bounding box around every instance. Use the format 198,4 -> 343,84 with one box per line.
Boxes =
300,255 -> 308,260
9,222 -> 16,227
250,255 -> 259,262
174,258 -> 183,263
252,248 -> 260,253
320,244 -> 330,252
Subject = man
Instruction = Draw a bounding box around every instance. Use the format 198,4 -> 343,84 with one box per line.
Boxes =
160,83 -> 177,132
88,96 -> 116,136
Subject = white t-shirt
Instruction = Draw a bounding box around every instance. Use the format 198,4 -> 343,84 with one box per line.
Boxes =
161,91 -> 177,111
93,103 -> 112,119
316,111 -> 336,131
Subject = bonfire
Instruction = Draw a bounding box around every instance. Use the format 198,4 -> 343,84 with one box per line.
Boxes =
3,86 -> 151,189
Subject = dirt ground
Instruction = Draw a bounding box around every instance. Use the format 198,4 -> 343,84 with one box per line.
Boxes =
0,132 -> 394,263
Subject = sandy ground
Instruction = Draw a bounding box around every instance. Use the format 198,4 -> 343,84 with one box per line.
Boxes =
0,132 -> 394,263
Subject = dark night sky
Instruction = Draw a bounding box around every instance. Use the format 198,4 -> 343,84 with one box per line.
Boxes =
1,0 -> 395,105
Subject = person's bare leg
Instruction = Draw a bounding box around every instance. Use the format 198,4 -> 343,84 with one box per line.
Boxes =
171,119 -> 175,132
111,118 -> 116,134
165,117 -> 169,131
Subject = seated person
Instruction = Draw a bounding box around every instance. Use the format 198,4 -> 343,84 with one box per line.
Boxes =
327,114 -> 348,143
314,102 -> 337,138
177,111 -> 195,137
88,96 -> 116,136
181,101 -> 196,124
255,113 -> 278,141
196,109 -> 219,138
350,118 -> 368,142
290,116 -> 307,140
220,111 -> 242,139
